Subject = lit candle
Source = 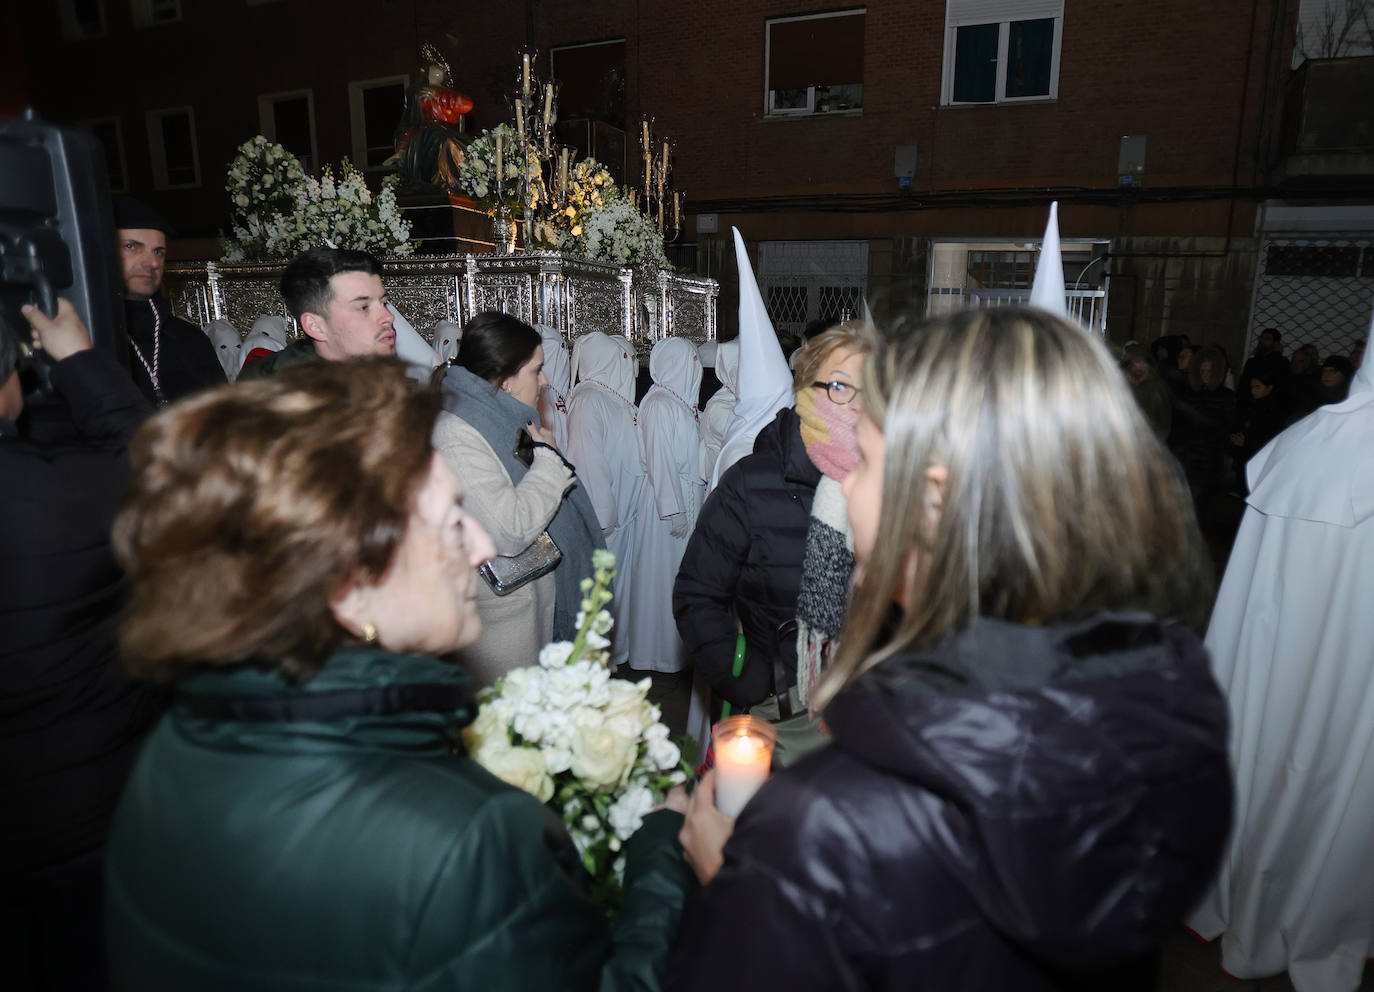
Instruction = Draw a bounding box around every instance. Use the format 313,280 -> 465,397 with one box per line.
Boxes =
522,54 -> 531,99
515,100 -> 524,142
711,716 -> 776,818
494,133 -> 503,182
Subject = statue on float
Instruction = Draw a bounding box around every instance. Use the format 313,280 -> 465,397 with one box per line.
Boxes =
386,44 -> 474,189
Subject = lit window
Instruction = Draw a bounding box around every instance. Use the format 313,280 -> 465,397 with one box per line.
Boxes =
765,9 -> 865,118
259,90 -> 317,173
942,1 -> 1063,105
348,76 -> 408,171
146,106 -> 200,189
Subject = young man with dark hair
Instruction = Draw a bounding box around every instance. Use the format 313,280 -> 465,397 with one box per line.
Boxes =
114,196 -> 226,406
238,248 -> 395,379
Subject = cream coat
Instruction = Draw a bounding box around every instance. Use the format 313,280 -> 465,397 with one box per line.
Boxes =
432,412 -> 573,686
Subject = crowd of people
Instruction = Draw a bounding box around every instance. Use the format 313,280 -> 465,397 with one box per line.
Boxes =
2,209 -> 1371,992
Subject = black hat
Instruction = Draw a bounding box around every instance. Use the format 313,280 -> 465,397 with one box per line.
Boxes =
113,196 -> 176,236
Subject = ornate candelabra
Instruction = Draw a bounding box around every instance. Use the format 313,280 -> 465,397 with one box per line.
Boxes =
638,117 -> 683,243
498,52 -> 575,253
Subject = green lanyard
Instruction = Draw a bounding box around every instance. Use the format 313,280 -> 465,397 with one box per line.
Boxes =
719,622 -> 747,719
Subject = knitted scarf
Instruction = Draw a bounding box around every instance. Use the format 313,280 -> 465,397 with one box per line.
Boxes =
794,386 -> 860,709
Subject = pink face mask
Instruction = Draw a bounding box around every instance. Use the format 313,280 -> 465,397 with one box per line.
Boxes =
796,383 -> 861,481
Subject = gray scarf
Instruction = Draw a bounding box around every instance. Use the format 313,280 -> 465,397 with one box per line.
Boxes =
440,365 -> 605,640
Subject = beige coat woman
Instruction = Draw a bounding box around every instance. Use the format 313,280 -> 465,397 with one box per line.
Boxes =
432,412 -> 573,685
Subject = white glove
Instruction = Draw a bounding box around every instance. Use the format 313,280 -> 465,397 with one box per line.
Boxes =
667,513 -> 690,539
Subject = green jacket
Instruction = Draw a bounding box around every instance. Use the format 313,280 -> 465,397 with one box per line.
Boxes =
106,647 -> 695,991
236,336 -> 319,380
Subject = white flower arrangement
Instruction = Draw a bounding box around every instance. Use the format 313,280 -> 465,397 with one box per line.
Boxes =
454,124 -> 543,216
221,136 -> 414,262
556,183 -> 670,271
464,549 -> 688,912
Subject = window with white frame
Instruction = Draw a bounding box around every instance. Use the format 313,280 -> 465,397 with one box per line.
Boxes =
59,0 -> 106,40
146,106 -> 200,189
764,9 -> 865,118
259,90 -> 317,173
942,0 -> 1063,105
131,0 -> 181,27
80,116 -> 128,193
348,76 -> 408,171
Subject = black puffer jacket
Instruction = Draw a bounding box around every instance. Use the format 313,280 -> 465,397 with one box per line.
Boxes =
668,613 -> 1233,991
673,407 -> 819,707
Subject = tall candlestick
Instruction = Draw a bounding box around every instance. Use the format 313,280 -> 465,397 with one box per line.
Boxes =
515,100 -> 524,142
522,54 -> 531,99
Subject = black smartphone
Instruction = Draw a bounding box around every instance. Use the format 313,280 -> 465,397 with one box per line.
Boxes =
514,425 -> 535,467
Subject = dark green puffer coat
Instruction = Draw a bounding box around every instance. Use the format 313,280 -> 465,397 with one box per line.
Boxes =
105,647 -> 695,991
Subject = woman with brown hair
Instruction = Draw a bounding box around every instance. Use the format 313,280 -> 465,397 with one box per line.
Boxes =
104,359 -> 694,991
671,308 -> 1231,991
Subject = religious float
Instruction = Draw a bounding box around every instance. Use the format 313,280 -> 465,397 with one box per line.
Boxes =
165,45 -> 715,353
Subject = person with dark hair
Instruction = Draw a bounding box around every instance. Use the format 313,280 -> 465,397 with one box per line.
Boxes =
113,197 -> 225,406
1230,366 -> 1288,491
1122,341 -> 1172,440
104,358 -> 695,990
1170,345 -> 1236,530
1320,354 -> 1354,405
670,307 -> 1229,992
1237,326 -> 1289,420
1,301 -> 163,992
237,247 -> 393,379
1286,343 -> 1322,420
433,311 -> 604,686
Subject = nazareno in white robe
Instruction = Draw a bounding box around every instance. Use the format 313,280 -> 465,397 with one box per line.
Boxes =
628,338 -> 705,673
565,332 -> 645,668
1186,344 -> 1374,992
537,324 -> 571,453
699,339 -> 739,489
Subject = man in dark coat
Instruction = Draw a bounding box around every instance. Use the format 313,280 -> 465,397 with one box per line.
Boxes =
0,301 -> 164,991
673,405 -> 819,708
114,197 -> 225,406
1236,327 -> 1290,421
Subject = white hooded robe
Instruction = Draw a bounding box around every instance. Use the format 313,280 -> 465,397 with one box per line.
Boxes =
629,338 -> 704,672
565,332 -> 645,668
700,339 -> 739,487
537,324 -> 572,453
1186,342 -> 1374,992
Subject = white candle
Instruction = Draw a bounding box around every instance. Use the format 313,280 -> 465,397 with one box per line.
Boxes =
559,148 -> 569,195
515,101 -> 524,142
522,55 -> 531,98
674,190 -> 681,228
544,83 -> 554,127
713,723 -> 774,817
494,133 -> 503,182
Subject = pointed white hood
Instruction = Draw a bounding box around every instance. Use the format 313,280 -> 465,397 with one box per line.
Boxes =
1029,201 -> 1068,319
711,227 -> 794,488
386,302 -> 442,382
204,319 -> 242,383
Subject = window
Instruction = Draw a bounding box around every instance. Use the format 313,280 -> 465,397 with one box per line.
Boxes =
259,90 -> 317,173
146,106 -> 200,189
348,76 -> 408,171
132,0 -> 181,26
80,116 -> 128,193
550,39 -> 627,127
59,0 -> 106,40
765,10 -> 865,118
942,0 -> 1063,105
1265,245 -> 1361,278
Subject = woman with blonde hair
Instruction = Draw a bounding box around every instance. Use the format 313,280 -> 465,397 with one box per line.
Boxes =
671,307 -> 1231,991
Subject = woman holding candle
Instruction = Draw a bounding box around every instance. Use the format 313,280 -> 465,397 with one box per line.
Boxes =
670,307 -> 1232,991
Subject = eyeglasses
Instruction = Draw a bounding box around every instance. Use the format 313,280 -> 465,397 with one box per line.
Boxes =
811,380 -> 861,405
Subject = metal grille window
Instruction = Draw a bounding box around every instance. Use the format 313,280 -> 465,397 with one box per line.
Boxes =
1248,236 -> 1372,362
758,241 -> 869,339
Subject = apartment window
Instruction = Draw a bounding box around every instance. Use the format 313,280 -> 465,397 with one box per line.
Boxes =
259,90 -> 317,173
146,106 -> 200,188
81,117 -> 128,193
59,0 -> 106,40
942,0 -> 1063,105
349,76 -> 408,170
132,0 -> 181,26
765,9 -> 865,117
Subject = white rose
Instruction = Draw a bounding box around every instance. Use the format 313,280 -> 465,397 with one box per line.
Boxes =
569,720 -> 639,791
647,735 -> 681,772
607,785 -> 654,840
543,746 -> 572,775
479,744 -> 554,802
461,703 -> 510,754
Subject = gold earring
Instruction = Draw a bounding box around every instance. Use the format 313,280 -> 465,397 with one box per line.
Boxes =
362,622 -> 378,644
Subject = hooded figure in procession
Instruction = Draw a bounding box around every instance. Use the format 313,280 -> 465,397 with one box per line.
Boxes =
565,332 -> 645,668
537,324 -> 572,453
628,337 -> 705,673
1187,304 -> 1374,992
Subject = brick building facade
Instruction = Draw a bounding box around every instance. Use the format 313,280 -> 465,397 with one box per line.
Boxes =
17,0 -> 1369,359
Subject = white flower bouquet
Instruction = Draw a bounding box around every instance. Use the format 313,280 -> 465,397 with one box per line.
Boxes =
463,549 -> 688,911
221,136 -> 414,262
556,186 -> 670,271
454,124 -> 543,217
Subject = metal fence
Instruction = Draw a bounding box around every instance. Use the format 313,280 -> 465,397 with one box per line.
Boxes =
927,286 -> 1109,334
1246,235 -> 1372,363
